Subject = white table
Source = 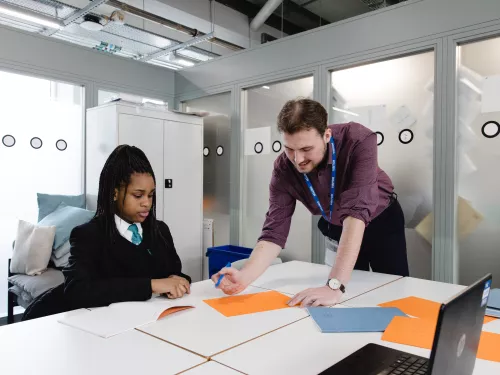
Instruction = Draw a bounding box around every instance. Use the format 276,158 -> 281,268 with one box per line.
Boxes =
343,276 -> 466,307
0,310 -> 206,375
251,260 -> 403,302
137,279 -> 308,358
181,361 -> 243,375
213,305 -> 500,375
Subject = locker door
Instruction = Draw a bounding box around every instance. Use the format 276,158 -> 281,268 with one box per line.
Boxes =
163,120 -> 203,282
118,114 -> 164,220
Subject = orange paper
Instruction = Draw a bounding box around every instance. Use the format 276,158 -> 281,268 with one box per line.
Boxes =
204,290 -> 291,317
378,296 -> 441,321
157,306 -> 193,320
383,316 -> 500,363
483,316 -> 498,324
382,316 -> 436,349
477,332 -> 500,362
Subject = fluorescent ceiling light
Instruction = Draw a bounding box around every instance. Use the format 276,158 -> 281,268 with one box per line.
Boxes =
332,106 -> 359,117
174,59 -> 195,67
0,3 -> 63,29
262,86 -> 270,89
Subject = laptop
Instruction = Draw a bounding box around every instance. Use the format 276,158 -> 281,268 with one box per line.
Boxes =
320,274 -> 492,375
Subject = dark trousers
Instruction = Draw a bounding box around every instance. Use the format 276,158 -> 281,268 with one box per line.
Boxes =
318,198 -> 409,277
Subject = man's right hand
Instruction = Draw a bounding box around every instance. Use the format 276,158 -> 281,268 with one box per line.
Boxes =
211,267 -> 250,295
151,277 -> 190,299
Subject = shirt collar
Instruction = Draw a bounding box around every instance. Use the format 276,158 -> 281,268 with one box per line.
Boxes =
114,215 -> 143,237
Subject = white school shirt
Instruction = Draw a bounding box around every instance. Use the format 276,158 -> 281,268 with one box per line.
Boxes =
114,215 -> 143,243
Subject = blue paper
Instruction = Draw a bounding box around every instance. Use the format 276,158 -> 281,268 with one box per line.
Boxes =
487,289 -> 500,310
486,308 -> 500,318
307,307 -> 406,333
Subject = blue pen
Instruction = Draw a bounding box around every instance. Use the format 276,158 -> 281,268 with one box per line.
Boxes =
215,262 -> 232,288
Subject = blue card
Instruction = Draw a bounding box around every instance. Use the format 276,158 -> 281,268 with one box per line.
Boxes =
307,307 -> 406,333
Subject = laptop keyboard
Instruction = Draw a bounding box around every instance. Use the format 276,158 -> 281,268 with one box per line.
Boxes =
377,354 -> 429,375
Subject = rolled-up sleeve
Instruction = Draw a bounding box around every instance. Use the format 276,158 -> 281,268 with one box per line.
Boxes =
337,132 -> 379,225
258,172 -> 296,248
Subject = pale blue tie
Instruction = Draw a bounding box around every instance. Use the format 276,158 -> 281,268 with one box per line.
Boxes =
128,224 -> 142,245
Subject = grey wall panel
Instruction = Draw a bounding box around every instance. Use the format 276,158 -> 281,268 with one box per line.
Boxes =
0,25 -> 175,99
176,0 -> 500,95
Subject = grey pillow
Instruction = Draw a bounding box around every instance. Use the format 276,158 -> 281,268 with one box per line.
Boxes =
51,251 -> 71,268
8,269 -> 64,300
9,285 -> 33,304
53,240 -> 71,260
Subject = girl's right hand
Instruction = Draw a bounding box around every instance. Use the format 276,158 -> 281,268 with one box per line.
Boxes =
151,277 -> 190,299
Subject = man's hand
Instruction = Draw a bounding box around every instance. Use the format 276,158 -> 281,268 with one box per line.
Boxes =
288,286 -> 343,307
211,267 -> 250,295
151,276 -> 190,299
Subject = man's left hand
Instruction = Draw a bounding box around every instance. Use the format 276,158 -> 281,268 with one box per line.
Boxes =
288,286 -> 343,307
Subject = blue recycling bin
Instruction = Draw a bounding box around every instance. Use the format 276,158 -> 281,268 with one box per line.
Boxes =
206,245 -> 253,278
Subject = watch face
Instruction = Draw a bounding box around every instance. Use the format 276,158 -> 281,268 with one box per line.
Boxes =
329,279 -> 341,290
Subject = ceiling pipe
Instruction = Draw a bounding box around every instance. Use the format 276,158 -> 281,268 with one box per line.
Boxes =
250,0 -> 283,31
106,0 -> 244,51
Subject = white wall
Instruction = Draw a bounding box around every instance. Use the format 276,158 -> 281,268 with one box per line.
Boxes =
0,24 -> 175,103
175,0 -> 500,95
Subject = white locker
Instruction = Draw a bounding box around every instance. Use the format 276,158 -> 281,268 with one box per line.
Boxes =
86,102 -> 204,281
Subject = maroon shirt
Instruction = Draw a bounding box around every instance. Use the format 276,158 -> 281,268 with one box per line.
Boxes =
258,122 -> 394,248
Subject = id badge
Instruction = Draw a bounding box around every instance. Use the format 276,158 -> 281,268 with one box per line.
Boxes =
324,237 -> 339,267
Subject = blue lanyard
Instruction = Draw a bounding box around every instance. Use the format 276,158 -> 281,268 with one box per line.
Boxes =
303,137 -> 336,222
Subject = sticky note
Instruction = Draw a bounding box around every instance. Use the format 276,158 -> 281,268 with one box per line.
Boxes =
382,316 -> 436,349
204,291 -> 291,317
378,296 -> 441,321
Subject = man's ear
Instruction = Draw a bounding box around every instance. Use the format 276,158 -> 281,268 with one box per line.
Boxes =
324,128 -> 332,142
114,188 -> 119,202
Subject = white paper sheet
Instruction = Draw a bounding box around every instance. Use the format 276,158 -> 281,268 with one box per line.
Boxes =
58,299 -> 194,338
245,127 -> 271,156
482,75 -> 500,113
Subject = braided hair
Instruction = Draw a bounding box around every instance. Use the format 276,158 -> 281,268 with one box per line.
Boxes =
95,145 -> 163,245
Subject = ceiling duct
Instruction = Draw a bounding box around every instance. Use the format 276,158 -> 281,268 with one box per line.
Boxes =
105,0 -> 244,52
249,0 -> 283,31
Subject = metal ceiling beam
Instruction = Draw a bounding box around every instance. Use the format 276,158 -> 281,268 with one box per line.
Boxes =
215,0 -> 305,35
41,0 -> 108,36
106,0 -> 244,52
138,32 -> 214,62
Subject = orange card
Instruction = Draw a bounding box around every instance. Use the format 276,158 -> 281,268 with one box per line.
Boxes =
204,290 -> 291,317
378,296 -> 441,321
478,332 -> 500,362
157,306 -> 194,320
382,316 -> 436,349
483,316 -> 498,324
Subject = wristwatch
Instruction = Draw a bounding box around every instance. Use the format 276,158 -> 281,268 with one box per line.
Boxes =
326,278 -> 346,293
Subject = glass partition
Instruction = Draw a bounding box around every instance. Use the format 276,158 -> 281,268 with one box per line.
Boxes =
330,51 -> 435,279
241,76 -> 314,262
184,93 -> 231,278
457,36 -> 500,287
0,70 -> 84,317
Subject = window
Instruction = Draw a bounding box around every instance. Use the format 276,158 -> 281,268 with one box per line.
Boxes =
0,70 -> 84,317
